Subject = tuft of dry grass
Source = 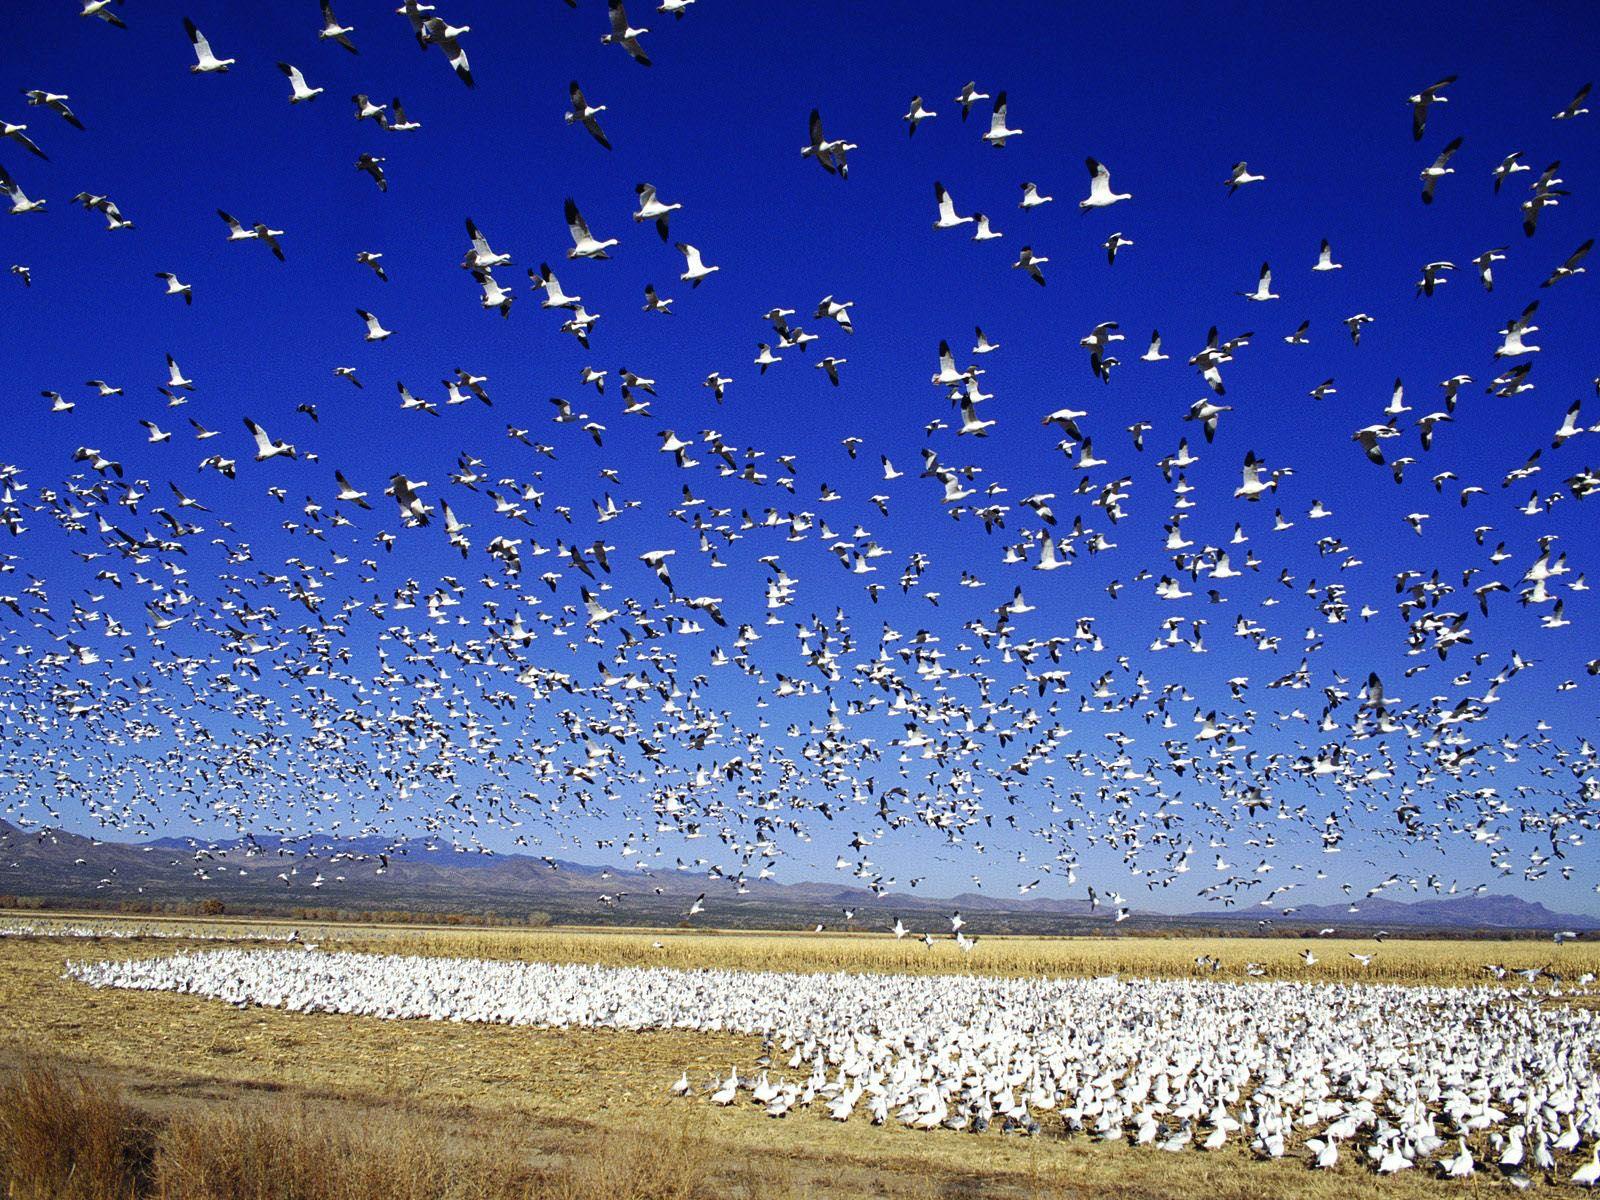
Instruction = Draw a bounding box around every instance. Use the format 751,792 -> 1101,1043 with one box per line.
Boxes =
0,1064 -> 153,1200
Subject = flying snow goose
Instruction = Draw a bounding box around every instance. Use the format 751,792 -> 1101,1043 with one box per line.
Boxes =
565,199 -> 617,259
633,183 -> 678,238
419,17 -> 473,86
1239,262 -> 1278,301
243,417 -> 296,461
0,163 -> 46,213
1080,158 -> 1130,209
954,81 -> 989,120
602,0 -> 652,66
22,90 -> 84,129
318,0 -> 357,51
155,272 -> 192,304
277,62 -> 323,103
567,82 -> 611,149
677,243 -> 717,286
0,121 -> 47,160
183,17 -> 234,73
356,309 -> 392,341
1408,75 -> 1456,140
903,96 -> 936,135
1419,136 -> 1463,204
1225,161 -> 1264,193
1540,239 -> 1592,287
1553,82 -> 1591,120
1313,239 -> 1341,271
1415,260 -> 1455,296
983,91 -> 1021,146
933,182 -> 973,229
1019,181 -> 1052,208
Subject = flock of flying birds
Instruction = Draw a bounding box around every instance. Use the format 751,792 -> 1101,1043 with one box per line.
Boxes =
1,4 -> 1599,935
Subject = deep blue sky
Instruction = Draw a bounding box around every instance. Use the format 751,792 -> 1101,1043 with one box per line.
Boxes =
3,0 -> 1599,916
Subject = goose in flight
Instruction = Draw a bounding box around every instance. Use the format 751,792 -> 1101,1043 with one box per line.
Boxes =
1419,136 -> 1463,204
473,268 -> 512,316
464,219 -> 510,270
1080,158 -> 1130,209
634,183 -> 678,239
676,243 -> 717,286
903,96 -> 935,135
567,82 -> 611,150
277,63 -> 322,103
243,417 -> 296,462
216,210 -> 284,260
382,98 -> 420,132
356,250 -> 387,281
1240,263 -> 1278,301
565,199 -> 617,259
72,191 -> 133,229
183,17 -> 234,73
1141,330 -> 1167,362
318,1 -> 357,52
1012,247 -> 1047,285
1343,313 -> 1373,344
1491,151 -> 1529,192
356,309 -> 392,341
1553,82 -> 1591,120
933,182 -> 973,229
1104,232 -> 1132,264
1225,161 -> 1264,194
1313,239 -> 1341,271
602,0 -> 652,66
1540,239 -> 1592,288
1408,75 -> 1456,140
1414,260 -> 1455,296
1019,181 -> 1052,208
0,164 -> 47,213
954,81 -> 989,120
983,91 -> 1021,146
155,272 -> 192,304
801,110 -> 850,177
1473,246 -> 1506,290
355,153 -> 387,192
0,121 -> 47,160
419,18 -> 474,87
80,0 -> 126,29
22,91 -> 85,130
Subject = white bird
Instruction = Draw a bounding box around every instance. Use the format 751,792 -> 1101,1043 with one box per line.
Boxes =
601,0 -> 652,66
277,62 -> 323,103
567,81 -> 611,150
317,0 -> 358,52
1420,136 -> 1464,204
565,198 -> 617,259
903,96 -> 936,136
183,17 -> 235,73
1225,161 -> 1265,193
155,272 -> 192,304
1313,239 -> 1342,271
676,243 -> 718,287
1080,158 -> 1130,209
356,309 -> 393,342
933,182 -> 973,230
983,91 -> 1021,147
244,417 -> 296,462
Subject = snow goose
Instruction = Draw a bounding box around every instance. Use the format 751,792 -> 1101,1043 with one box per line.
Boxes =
183,17 -> 234,73
567,82 -> 611,149
565,199 -> 617,259
1408,75 -> 1456,140
676,242 -> 717,286
1419,136 -> 1463,204
983,91 -> 1021,146
602,0 -> 652,66
1080,158 -> 1130,209
277,62 -> 322,103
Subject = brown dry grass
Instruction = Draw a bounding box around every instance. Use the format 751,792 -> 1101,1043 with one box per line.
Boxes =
5,918 -> 1599,1198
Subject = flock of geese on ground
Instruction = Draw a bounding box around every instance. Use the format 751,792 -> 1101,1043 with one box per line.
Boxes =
0,4 -> 1598,944
67,947 -> 1600,1185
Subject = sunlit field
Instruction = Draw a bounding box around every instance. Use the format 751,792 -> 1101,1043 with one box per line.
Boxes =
6,914 -> 1600,1199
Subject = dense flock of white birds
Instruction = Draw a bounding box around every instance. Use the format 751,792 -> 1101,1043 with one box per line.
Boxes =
2,2 -> 1596,927
0,917 -> 298,940
68,948 -> 1600,1184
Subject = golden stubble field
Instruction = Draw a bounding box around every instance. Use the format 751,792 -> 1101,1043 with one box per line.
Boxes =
4,914 -> 1599,1199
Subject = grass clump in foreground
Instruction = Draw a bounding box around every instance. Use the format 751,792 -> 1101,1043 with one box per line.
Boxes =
0,1065 -> 735,1200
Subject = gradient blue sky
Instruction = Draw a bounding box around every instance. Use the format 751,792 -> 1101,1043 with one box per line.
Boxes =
3,0 -> 1599,915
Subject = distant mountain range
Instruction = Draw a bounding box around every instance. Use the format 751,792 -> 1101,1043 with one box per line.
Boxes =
3,820 -> 1595,934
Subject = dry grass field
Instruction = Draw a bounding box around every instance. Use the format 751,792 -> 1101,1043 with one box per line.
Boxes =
4,914 -> 1599,1198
